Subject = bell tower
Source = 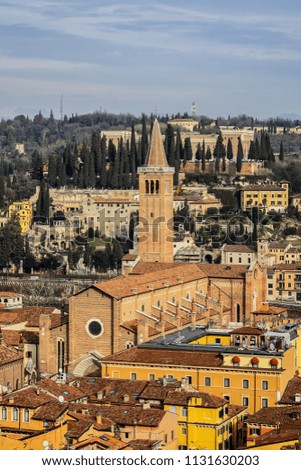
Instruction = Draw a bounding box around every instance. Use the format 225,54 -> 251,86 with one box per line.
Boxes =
138,119 -> 174,263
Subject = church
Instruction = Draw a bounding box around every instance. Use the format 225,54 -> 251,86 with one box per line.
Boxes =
67,119 -> 267,376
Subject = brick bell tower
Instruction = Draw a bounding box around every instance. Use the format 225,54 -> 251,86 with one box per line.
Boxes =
138,119 -> 175,263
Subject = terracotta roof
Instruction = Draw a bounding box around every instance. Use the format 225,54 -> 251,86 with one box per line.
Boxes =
0,387 -> 52,408
131,261 -> 179,275
65,420 -> 93,438
102,347 -> 224,368
246,405 -> 301,426
268,242 -> 290,249
198,264 -> 248,279
164,390 -> 226,408
70,435 -> 129,450
88,404 -> 167,427
243,185 -> 285,191
0,306 -> 58,328
253,306 -> 287,316
223,244 -> 255,253
230,326 -> 264,335
0,343 -> 23,366
0,329 -> 38,346
122,254 -> 138,261
252,428 -> 301,447
127,439 -> 160,450
32,402 -> 68,421
144,119 -> 169,167
35,379 -> 85,402
91,264 -> 207,299
279,376 -> 301,404
0,292 -> 21,297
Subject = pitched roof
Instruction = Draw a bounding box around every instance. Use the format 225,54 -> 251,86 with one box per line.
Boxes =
223,244 -> 255,253
198,263 -> 248,279
242,185 -> 285,191
102,347 -> 224,368
144,119 -> 169,167
246,405 -> 301,426
0,387 -> 52,408
0,343 -> 23,366
35,378 -> 85,402
279,376 -> 301,404
32,402 -> 68,421
230,326 -> 264,335
92,264 -> 207,299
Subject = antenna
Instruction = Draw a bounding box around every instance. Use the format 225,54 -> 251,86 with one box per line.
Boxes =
191,101 -> 196,116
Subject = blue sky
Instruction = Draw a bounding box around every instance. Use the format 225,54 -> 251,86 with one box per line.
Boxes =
1,0 -> 301,120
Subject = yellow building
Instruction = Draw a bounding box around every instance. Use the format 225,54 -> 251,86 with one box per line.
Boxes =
163,390 -> 246,450
240,182 -> 289,213
8,200 -> 33,233
102,324 -> 301,416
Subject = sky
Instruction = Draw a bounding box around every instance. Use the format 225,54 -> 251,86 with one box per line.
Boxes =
1,0 -> 301,120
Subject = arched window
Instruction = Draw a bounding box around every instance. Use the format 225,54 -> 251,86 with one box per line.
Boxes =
24,408 -> 30,422
57,339 -> 65,372
125,341 -> 134,349
156,180 -> 159,194
157,300 -> 161,308
150,180 -> 155,194
13,407 -> 19,421
15,378 -> 20,390
145,180 -> 149,194
141,304 -> 145,312
250,336 -> 256,347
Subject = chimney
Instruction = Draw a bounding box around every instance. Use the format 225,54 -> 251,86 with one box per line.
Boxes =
123,394 -> 130,403
96,413 -> 102,424
97,391 -> 104,400
143,402 -> 150,410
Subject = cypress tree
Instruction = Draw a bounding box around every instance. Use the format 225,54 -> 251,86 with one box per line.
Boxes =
279,141 -> 284,162
183,137 -> 193,163
248,140 -> 256,160
201,141 -> 206,171
47,154 -> 57,187
205,147 -> 212,161
100,135 -> 107,188
226,139 -> 233,160
141,114 -> 148,165
91,132 -> 101,177
130,123 -> 137,188
0,177 -> 5,209
255,137 -> 260,160
236,137 -> 244,172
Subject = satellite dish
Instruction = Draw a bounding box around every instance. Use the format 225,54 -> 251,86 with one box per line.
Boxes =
58,395 -> 64,403
43,440 -> 49,448
269,342 -> 275,351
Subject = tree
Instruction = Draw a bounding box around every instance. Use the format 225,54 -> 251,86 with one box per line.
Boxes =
183,137 -> 193,164
226,139 -> 233,160
248,140 -> 256,160
279,141 -> 284,162
31,150 -> 44,181
213,133 -> 226,175
0,214 -> 24,269
236,137 -> 244,172
0,177 -> 5,209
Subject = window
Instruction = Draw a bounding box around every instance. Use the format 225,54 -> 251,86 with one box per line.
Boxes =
13,407 -> 19,421
130,373 -> 137,381
262,398 -> 268,408
141,304 -> 145,312
242,397 -> 249,407
262,380 -> 269,390
2,406 -> 7,420
186,376 -> 192,385
24,408 -> 30,422
181,427 -> 187,435
224,378 -> 230,388
86,319 -> 103,338
224,395 -> 230,403
204,377 -> 211,386
149,373 -> 155,381
215,338 -> 221,344
181,407 -> 188,417
250,427 -> 260,436
243,379 -> 249,389
268,284 -> 273,288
